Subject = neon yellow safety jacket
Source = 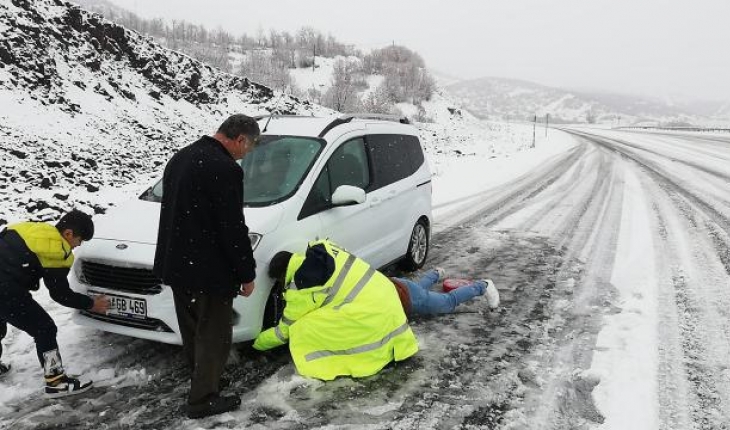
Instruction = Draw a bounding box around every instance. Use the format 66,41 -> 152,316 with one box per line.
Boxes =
253,240 -> 419,380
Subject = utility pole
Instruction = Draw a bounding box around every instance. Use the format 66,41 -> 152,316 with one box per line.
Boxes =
545,114 -> 549,137
532,115 -> 537,148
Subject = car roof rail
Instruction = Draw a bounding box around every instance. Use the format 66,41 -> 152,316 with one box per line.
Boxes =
318,116 -> 354,138
254,114 -> 313,121
346,113 -> 411,124
318,113 -> 410,138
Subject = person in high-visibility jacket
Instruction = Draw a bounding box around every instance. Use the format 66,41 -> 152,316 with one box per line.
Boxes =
253,240 -> 418,380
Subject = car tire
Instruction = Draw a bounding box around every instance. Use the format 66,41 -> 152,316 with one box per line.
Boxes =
262,280 -> 285,330
399,218 -> 429,271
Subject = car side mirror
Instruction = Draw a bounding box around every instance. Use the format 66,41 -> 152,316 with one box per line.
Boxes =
331,185 -> 366,206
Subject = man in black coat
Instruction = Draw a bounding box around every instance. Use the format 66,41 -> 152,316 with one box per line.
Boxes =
153,114 -> 260,419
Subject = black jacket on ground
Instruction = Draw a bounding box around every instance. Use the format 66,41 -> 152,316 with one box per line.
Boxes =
153,136 -> 256,296
0,229 -> 93,310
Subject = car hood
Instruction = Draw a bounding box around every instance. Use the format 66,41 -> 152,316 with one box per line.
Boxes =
93,199 -> 286,244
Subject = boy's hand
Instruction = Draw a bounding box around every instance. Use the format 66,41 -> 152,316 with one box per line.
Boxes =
90,295 -> 111,314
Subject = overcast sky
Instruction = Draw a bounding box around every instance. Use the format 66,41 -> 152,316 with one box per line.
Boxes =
106,0 -> 730,102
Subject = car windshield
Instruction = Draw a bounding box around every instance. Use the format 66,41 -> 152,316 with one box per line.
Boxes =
138,135 -> 325,206
241,135 -> 324,206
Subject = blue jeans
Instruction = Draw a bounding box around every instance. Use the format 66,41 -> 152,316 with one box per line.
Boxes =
396,270 -> 486,316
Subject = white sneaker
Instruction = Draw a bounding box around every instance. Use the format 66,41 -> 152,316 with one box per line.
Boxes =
44,374 -> 93,399
482,279 -> 500,309
435,267 -> 446,282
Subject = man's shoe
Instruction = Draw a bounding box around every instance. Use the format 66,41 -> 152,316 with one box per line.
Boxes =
482,279 -> 500,309
435,267 -> 446,282
0,362 -> 10,378
44,374 -> 93,398
186,394 -> 241,419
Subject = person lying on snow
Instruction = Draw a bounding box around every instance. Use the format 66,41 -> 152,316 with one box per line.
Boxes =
253,239 -> 419,380
391,267 -> 500,317
0,210 -> 110,398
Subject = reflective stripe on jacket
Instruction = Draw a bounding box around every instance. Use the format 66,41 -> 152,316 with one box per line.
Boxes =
254,240 -> 419,380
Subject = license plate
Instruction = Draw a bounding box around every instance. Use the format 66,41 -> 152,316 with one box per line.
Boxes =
89,291 -> 147,319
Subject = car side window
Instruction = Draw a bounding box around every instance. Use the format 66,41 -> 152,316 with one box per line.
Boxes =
328,138 -> 370,191
298,138 -> 370,220
298,165 -> 331,220
404,135 -> 425,173
365,134 -> 412,191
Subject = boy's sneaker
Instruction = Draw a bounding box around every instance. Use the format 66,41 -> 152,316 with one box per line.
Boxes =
44,374 -> 93,399
435,267 -> 446,282
0,362 -> 10,378
482,279 -> 500,309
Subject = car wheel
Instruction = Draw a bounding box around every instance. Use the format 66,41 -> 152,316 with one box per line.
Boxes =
399,219 -> 429,271
262,280 -> 284,329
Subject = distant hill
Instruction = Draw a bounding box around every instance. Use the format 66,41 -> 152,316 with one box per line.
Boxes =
444,77 -> 728,126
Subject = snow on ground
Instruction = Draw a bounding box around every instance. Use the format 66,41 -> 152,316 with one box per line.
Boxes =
590,164 -> 659,429
413,93 -> 578,231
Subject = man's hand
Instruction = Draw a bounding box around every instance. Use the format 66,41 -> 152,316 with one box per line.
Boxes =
239,281 -> 255,297
90,295 -> 110,314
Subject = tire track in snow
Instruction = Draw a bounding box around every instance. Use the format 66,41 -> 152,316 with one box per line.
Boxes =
575,130 -> 730,430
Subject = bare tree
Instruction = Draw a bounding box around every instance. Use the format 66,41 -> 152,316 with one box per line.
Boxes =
363,85 -> 395,114
239,50 -> 294,92
322,58 -> 364,112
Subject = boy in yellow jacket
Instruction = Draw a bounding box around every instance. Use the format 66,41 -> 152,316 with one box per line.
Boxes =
0,210 -> 109,397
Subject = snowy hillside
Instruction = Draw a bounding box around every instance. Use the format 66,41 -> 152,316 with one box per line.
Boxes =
0,0 -> 323,226
444,76 -> 727,126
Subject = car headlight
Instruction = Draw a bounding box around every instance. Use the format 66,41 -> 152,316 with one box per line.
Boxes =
74,260 -> 86,283
249,233 -> 262,250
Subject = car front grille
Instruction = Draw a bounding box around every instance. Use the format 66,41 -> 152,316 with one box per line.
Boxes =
79,310 -> 174,333
80,261 -> 163,295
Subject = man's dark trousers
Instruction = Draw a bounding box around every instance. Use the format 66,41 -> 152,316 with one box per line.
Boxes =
172,287 -> 234,405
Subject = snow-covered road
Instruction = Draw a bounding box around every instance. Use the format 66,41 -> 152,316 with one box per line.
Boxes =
2,129 -> 729,429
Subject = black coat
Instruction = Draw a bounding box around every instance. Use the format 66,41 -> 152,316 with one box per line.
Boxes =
153,136 -> 256,296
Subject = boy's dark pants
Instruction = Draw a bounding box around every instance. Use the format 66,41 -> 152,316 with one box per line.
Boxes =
172,287 -> 234,405
0,289 -> 59,367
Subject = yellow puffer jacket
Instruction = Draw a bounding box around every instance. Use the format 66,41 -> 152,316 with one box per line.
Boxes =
8,222 -> 74,269
254,240 -> 418,380
1,222 -> 93,310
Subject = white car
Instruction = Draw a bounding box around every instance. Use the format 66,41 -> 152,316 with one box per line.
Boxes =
70,114 -> 433,344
